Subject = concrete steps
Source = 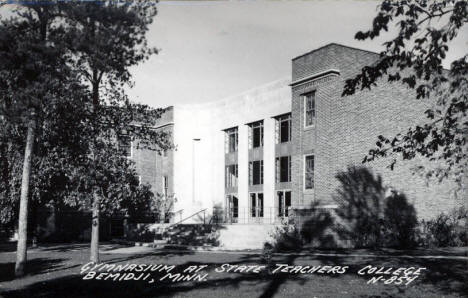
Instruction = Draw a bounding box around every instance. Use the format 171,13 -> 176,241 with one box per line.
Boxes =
217,224 -> 279,249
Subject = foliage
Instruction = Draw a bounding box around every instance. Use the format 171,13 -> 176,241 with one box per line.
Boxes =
416,206 -> 467,247
343,0 -> 468,182
126,224 -> 154,243
0,4 -> 91,227
0,1 -> 172,240
268,224 -> 303,252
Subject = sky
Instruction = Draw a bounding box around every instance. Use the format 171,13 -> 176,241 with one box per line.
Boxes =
126,0 -> 468,108
1,1 -> 466,108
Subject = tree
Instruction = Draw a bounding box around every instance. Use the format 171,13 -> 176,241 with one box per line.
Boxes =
343,0 -> 468,183
60,1 -> 170,263
0,3 -> 83,276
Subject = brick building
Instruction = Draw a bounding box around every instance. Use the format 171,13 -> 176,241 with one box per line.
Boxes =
130,43 -> 465,247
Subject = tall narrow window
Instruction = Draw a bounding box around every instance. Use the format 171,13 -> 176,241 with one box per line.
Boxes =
304,155 -> 314,189
225,127 -> 238,153
226,195 -> 238,221
162,176 -> 168,198
275,114 -> 291,143
249,121 -> 264,148
250,193 -> 264,218
276,156 -> 291,183
277,191 -> 292,217
304,92 -> 316,127
249,160 -> 263,185
225,164 -> 238,188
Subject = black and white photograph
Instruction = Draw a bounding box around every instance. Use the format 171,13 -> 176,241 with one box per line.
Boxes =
0,0 -> 467,297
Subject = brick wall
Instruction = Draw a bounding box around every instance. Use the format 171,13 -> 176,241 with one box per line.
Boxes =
133,107 -> 174,199
291,43 -> 466,220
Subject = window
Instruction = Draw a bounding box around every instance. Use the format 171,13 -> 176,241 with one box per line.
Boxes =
250,193 -> 264,218
162,176 -> 168,197
277,191 -> 292,217
276,156 -> 291,183
276,114 -> 291,143
304,92 -> 316,127
249,121 -> 264,148
225,127 -> 238,153
249,160 -> 263,185
225,164 -> 238,188
226,195 -> 238,220
304,155 -> 314,189
118,135 -> 132,157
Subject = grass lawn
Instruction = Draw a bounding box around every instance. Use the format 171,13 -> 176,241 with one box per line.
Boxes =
0,243 -> 467,298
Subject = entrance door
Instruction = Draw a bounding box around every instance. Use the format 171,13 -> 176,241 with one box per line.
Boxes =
226,195 -> 238,223
250,193 -> 264,222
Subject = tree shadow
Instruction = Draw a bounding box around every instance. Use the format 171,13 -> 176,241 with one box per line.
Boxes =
1,250 -> 467,298
1,253 -> 306,298
0,258 -> 65,282
294,166 -> 419,250
333,166 -> 418,249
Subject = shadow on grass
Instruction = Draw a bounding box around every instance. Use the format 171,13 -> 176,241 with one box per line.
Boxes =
1,252 -> 467,298
0,258 -> 66,282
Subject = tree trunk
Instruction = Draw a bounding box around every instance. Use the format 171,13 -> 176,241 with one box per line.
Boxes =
15,115 -> 36,277
90,191 -> 100,263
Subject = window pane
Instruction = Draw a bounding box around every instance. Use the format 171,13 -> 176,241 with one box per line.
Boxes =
305,93 -> 316,127
253,127 -> 260,147
285,191 -> 291,217
253,161 -> 259,185
278,191 -> 284,217
251,122 -> 263,148
251,194 -> 256,217
305,155 -> 314,189
258,193 -> 264,217
280,120 -> 290,143
280,157 -> 287,182
260,160 -> 264,184
232,196 -> 238,218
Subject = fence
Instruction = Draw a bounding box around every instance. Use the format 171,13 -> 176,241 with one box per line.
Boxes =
213,206 -> 293,225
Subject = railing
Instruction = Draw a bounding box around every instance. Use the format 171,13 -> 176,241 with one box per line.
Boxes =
214,207 -> 291,225
167,208 -> 207,229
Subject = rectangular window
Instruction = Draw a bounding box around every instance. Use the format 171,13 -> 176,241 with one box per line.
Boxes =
304,92 -> 316,127
226,195 -> 238,220
277,190 -> 292,217
304,155 -> 314,189
276,114 -> 291,143
225,164 -> 238,188
249,160 -> 263,185
249,121 -> 264,148
162,176 -> 168,197
275,156 -> 291,183
225,127 -> 238,153
250,193 -> 264,218
118,135 -> 132,157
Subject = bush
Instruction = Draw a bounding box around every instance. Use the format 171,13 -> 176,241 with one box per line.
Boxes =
126,224 -> 154,242
416,207 -> 467,247
268,224 -> 302,252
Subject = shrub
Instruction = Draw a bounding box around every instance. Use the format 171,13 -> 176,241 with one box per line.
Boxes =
126,224 -> 154,242
268,224 -> 302,252
417,206 -> 467,247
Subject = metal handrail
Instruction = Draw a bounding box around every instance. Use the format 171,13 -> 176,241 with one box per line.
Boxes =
167,208 -> 207,229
